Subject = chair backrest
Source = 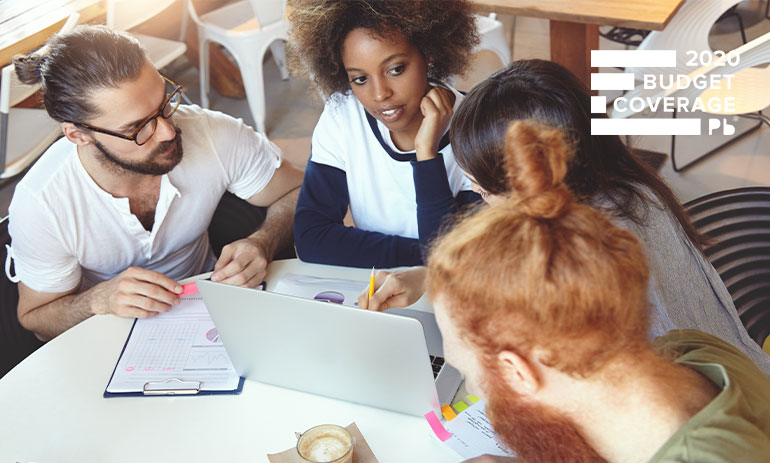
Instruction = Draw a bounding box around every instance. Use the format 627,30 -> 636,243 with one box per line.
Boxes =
0,65 -> 37,113
248,0 -> 285,28
185,0 -> 200,26
665,30 -> 770,105
0,216 -> 44,378
106,0 -> 177,31
627,0 -> 743,78
474,13 -> 511,67
685,187 -> 770,346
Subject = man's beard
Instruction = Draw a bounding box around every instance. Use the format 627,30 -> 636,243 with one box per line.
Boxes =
484,377 -> 606,463
93,127 -> 184,176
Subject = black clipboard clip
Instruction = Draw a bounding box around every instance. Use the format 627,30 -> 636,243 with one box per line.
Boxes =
143,378 -> 201,395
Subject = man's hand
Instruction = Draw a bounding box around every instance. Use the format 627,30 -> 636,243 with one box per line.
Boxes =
414,86 -> 455,161
89,267 -> 182,318
357,267 -> 427,311
210,237 -> 269,288
17,267 -> 182,341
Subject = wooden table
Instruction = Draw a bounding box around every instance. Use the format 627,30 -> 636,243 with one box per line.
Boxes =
0,0 -> 246,110
0,0 -> 106,67
471,0 -> 686,86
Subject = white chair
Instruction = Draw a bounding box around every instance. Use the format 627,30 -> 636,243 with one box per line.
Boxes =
610,0 -> 744,119
662,30 -> 770,170
673,31 -> 770,118
106,0 -> 188,69
0,13 -> 80,180
187,0 -> 289,134
475,13 -> 511,67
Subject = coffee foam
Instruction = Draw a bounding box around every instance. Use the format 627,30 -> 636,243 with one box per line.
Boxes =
304,435 -> 348,461
298,426 -> 352,463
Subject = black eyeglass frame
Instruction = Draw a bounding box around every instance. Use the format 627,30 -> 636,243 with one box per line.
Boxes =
72,75 -> 183,146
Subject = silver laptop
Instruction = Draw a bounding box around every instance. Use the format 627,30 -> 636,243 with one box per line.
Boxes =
197,279 -> 462,416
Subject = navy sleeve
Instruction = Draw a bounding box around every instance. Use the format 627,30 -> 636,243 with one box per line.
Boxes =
412,155 -> 482,251
294,160 -> 424,268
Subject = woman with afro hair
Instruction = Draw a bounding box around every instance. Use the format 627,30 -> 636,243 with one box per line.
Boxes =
287,0 -> 481,268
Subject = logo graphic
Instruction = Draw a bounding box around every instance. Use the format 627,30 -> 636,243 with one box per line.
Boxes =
590,50 -> 738,136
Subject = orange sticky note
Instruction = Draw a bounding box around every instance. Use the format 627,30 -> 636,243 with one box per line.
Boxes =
441,404 -> 457,421
180,282 -> 199,297
424,410 -> 453,442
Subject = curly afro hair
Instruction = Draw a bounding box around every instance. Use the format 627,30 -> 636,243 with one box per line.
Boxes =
286,0 -> 479,100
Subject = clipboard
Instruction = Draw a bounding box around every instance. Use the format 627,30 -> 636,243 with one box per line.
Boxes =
103,283 -> 245,397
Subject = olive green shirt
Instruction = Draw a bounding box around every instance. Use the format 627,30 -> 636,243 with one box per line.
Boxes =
650,330 -> 770,463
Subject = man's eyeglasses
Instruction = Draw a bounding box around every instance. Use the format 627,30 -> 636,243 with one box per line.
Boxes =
73,76 -> 183,146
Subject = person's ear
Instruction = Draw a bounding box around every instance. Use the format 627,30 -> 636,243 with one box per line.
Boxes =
497,350 -> 540,396
62,122 -> 92,146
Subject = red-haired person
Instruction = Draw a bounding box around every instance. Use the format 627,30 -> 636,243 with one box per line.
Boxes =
427,121 -> 770,463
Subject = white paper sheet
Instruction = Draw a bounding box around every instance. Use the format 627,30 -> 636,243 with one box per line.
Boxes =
106,295 -> 240,393
272,273 -> 368,308
443,400 -> 516,459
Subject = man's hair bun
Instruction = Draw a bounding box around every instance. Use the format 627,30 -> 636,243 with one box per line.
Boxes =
12,54 -> 44,85
503,120 -> 573,220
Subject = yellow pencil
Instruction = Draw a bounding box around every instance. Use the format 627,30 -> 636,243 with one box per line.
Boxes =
368,267 -> 376,301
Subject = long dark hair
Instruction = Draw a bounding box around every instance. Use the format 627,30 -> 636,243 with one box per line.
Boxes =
13,25 -> 146,124
450,59 -> 705,249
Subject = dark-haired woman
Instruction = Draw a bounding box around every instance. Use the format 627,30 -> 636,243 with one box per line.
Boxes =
364,60 -> 769,376
453,60 -> 769,375
286,0 -> 480,268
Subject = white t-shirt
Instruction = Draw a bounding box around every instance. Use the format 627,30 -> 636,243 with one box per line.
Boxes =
8,105 -> 282,293
310,90 -> 471,239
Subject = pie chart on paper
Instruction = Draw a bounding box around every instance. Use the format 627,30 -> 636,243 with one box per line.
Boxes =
314,291 -> 345,304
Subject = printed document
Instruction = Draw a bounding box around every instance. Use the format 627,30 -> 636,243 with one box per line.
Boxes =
106,295 -> 240,394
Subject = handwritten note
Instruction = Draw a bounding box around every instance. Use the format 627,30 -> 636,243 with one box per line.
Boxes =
426,400 -> 516,459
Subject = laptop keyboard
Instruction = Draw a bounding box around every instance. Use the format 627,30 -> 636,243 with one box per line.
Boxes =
429,355 -> 445,379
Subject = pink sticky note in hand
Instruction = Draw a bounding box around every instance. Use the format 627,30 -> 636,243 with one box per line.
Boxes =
180,282 -> 199,297
424,410 -> 453,442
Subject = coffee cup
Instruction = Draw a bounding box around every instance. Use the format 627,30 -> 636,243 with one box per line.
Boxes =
296,424 -> 354,463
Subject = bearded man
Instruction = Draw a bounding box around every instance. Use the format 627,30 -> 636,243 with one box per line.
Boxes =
9,26 -> 302,341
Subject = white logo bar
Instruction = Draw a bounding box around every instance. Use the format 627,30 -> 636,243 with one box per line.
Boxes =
591,50 -> 677,68
590,96 -> 607,114
591,118 -> 701,135
591,73 -> 635,91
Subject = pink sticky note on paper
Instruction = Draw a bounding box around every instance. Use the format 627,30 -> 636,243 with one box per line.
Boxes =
180,282 -> 199,297
424,410 -> 453,442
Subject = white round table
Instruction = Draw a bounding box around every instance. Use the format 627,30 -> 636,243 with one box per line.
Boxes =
0,259 -> 461,462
